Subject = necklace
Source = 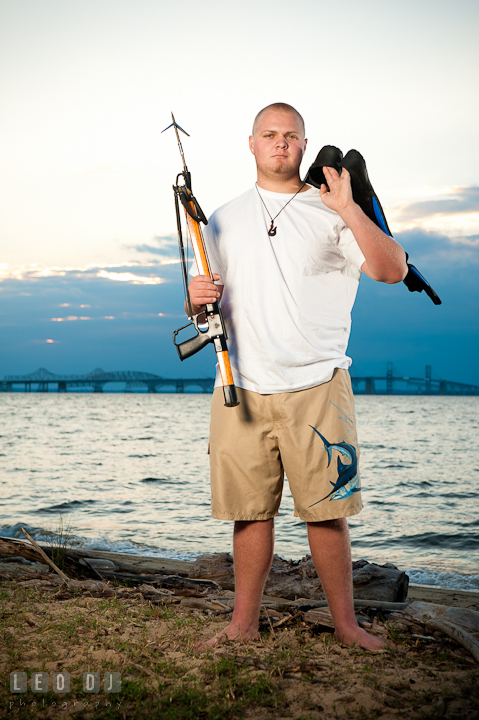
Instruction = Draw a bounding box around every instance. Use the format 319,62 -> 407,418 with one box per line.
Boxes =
255,181 -> 306,236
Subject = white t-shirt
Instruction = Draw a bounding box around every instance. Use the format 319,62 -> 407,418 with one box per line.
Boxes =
192,184 -> 365,394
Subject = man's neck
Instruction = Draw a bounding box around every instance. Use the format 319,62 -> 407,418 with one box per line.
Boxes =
256,171 -> 306,194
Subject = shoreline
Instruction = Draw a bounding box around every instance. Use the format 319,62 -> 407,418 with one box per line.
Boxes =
2,530 -> 478,597
83,549 -> 479,610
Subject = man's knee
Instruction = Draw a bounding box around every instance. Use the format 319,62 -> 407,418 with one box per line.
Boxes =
307,517 -> 348,531
234,518 -> 274,532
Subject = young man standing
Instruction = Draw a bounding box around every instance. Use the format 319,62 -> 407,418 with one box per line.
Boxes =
188,103 -> 407,651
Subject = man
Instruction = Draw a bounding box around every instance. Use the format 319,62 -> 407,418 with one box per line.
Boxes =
188,103 -> 407,651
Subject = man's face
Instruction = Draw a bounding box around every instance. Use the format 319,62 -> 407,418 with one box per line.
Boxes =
249,109 -> 307,180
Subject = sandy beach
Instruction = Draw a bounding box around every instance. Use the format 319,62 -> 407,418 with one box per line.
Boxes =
2,551 -> 479,719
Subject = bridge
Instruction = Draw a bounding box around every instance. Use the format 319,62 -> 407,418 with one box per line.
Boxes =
1,364 -> 478,395
350,363 -> 479,395
0,368 -> 214,394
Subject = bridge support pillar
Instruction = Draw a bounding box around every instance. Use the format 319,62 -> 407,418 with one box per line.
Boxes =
386,362 -> 393,394
176,381 -> 184,393
425,365 -> 432,394
439,380 -> 447,395
365,377 -> 375,394
58,381 -> 67,392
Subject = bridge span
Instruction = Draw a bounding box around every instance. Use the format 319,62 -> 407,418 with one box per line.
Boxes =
349,363 -> 479,395
1,364 -> 478,395
0,368 -> 213,394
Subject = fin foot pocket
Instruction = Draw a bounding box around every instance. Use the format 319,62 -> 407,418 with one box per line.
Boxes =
305,145 -> 343,192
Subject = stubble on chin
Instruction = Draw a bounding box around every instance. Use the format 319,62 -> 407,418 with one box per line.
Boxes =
260,159 -> 295,179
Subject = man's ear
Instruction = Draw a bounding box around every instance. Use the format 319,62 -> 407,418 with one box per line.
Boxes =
249,135 -> 255,155
303,137 -> 308,155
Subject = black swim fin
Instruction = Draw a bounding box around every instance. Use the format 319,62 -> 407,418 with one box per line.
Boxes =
402,257 -> 442,305
304,145 -> 343,190
342,149 -> 393,237
305,146 -> 442,305
305,146 -> 393,235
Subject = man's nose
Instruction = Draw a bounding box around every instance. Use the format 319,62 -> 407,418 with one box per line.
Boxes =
276,136 -> 288,147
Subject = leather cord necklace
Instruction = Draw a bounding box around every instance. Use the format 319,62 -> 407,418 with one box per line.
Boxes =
255,181 -> 307,236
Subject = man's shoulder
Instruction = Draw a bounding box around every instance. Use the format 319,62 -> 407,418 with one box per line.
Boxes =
208,187 -> 255,225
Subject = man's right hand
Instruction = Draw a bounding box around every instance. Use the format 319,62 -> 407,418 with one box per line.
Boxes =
186,273 -> 223,316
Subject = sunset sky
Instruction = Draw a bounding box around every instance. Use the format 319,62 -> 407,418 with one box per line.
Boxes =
1,0 -> 478,386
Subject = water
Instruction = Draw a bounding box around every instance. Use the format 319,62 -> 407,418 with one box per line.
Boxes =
0,393 -> 478,591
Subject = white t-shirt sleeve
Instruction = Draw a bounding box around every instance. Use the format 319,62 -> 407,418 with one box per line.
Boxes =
336,221 -> 366,270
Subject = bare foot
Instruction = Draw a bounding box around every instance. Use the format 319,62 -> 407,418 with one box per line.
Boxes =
336,626 -> 396,653
196,621 -> 260,652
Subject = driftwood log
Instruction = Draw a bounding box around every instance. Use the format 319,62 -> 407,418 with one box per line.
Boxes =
403,600 -> 479,662
98,572 -> 219,595
0,538 -> 46,564
404,601 -> 479,637
189,553 -> 409,602
0,538 -> 162,576
426,618 -> 479,663
379,600 -> 479,663
0,538 -> 119,582
0,539 -> 218,595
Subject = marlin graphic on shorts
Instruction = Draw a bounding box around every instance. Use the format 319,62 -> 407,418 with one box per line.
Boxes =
308,425 -> 361,506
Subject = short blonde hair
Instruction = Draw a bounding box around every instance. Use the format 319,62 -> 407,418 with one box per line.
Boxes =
252,103 -> 305,136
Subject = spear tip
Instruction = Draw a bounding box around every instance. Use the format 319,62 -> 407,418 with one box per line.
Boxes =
161,113 -> 190,137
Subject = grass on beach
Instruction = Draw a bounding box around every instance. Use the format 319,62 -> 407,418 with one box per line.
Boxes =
38,516 -> 78,573
1,580 -> 478,720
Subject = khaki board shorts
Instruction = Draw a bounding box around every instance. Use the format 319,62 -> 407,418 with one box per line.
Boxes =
209,369 -> 363,522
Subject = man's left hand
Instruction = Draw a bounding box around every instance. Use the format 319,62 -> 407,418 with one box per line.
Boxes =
319,166 -> 355,215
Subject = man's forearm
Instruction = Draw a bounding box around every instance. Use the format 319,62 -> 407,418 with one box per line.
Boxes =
340,204 -> 407,283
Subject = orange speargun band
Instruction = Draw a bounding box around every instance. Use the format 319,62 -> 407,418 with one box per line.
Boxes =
186,203 -> 210,277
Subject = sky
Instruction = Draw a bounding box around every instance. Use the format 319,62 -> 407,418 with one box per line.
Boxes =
1,0 -> 479,386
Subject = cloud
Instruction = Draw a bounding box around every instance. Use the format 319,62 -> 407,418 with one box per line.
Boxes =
128,235 -> 178,258
394,186 -> 479,221
396,228 -> 479,272
51,316 -> 91,322
452,233 -> 479,246
0,260 -> 180,284
388,185 -> 479,238
96,270 -> 166,285
0,259 -> 186,324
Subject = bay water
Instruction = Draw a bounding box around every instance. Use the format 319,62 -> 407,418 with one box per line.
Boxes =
1,392 -> 478,590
